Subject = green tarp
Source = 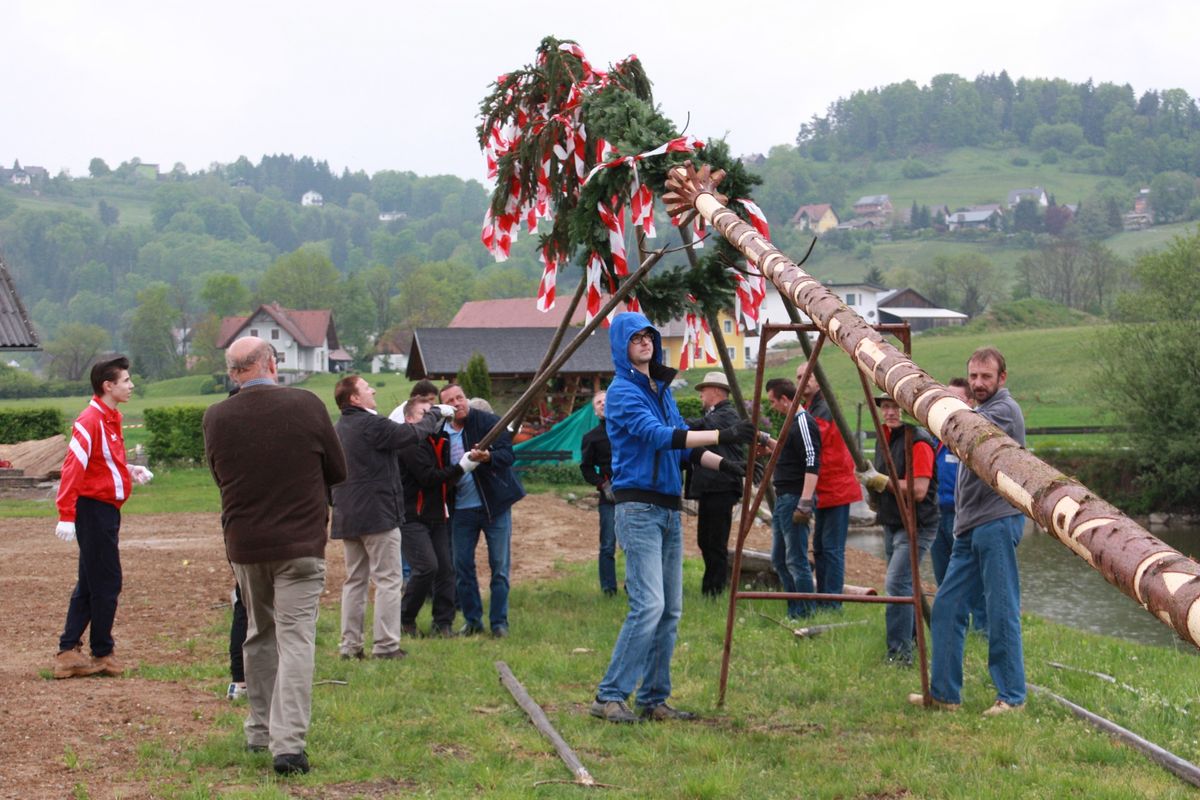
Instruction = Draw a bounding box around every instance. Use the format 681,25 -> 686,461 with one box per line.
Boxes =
512,402 -> 599,464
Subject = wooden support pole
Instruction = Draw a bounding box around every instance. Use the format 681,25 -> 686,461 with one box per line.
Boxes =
1029,684 -> 1200,788
496,661 -> 596,787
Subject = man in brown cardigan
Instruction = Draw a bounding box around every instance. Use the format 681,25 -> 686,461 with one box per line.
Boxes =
203,337 -> 346,776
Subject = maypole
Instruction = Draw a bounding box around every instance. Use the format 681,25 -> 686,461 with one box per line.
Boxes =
663,161 -> 1200,649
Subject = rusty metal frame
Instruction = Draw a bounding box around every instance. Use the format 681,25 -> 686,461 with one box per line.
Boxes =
718,322 -> 930,706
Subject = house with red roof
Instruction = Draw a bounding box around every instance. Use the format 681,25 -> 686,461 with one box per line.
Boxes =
789,203 -> 840,234
218,302 -> 349,380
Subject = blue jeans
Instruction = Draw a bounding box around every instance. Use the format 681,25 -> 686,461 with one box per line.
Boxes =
883,522 -> 936,658
812,503 -> 850,609
451,506 -> 512,631
771,493 -> 814,619
598,503 -> 617,594
931,507 -> 986,631
930,515 -> 1026,705
597,502 -> 682,708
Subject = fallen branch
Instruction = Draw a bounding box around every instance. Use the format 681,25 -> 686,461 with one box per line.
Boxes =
1029,683 -> 1200,788
753,610 -> 868,639
496,660 -> 617,789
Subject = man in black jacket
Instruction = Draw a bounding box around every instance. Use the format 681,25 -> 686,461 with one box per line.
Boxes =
397,398 -> 477,636
685,372 -> 746,597
330,375 -> 447,660
579,391 -> 618,595
440,383 -> 526,638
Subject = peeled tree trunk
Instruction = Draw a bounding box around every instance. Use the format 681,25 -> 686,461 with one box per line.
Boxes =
664,162 -> 1200,650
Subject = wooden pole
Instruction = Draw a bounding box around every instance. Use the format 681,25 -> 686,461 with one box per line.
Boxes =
474,239 -> 673,451
664,161 -> 1200,651
1029,684 -> 1200,788
495,661 -> 596,787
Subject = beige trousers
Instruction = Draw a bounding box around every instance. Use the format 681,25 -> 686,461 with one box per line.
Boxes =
339,528 -> 404,655
232,557 -> 325,757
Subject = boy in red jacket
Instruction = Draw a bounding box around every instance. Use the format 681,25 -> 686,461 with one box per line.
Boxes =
52,355 -> 153,679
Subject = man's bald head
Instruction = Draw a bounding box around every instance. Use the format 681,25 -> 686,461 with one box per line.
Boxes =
226,336 -> 276,381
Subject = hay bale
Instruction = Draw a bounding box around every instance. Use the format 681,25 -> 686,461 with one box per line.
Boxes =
0,434 -> 68,479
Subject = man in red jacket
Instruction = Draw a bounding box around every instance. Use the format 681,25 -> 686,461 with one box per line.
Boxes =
795,361 -> 862,609
53,355 -> 153,679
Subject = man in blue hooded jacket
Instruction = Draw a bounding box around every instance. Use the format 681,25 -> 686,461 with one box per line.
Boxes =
590,312 -> 756,724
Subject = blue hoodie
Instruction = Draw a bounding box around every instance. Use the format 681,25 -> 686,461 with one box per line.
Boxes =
605,312 -> 691,509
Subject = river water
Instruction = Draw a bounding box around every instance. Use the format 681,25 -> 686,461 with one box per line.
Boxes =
847,520 -> 1200,652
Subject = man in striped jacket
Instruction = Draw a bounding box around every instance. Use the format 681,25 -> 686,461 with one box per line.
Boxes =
53,355 -> 153,679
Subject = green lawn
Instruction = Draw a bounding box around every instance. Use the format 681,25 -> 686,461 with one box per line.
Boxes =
115,562 -> 1200,798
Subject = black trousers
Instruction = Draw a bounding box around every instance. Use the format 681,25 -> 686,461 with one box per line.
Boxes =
229,582 -> 247,682
59,496 -> 122,657
400,520 -> 456,628
696,491 -> 740,596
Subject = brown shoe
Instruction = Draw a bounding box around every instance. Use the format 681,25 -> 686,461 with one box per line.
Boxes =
53,646 -> 100,679
906,692 -> 960,711
91,653 -> 124,677
982,700 -> 1024,717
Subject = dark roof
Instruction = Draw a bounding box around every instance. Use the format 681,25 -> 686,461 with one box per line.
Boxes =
408,327 -> 614,379
0,253 -> 39,350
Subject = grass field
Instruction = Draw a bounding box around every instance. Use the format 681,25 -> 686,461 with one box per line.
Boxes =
122,561 -> 1200,798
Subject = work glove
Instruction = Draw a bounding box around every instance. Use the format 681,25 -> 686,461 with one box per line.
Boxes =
856,466 -> 890,494
599,480 -> 617,505
751,460 -> 765,484
792,497 -> 814,526
129,465 -> 154,485
457,453 -> 480,474
717,420 -> 757,446
55,521 -> 76,542
433,404 -> 456,420
718,459 -> 746,478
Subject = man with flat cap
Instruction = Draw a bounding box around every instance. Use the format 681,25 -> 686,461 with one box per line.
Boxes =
685,371 -> 746,597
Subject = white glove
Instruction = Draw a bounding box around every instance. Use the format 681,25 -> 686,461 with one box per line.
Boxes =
458,453 -> 480,474
55,521 -> 76,542
129,465 -> 154,485
434,404 -> 455,420
856,466 -> 890,493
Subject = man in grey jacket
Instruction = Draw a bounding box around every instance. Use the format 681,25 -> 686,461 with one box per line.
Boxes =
913,347 -> 1028,717
331,375 -> 447,660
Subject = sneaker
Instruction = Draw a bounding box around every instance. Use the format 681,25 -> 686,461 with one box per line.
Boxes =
906,692 -> 960,711
639,703 -> 698,721
339,649 -> 364,661
373,648 -> 408,660
590,698 -> 640,724
491,626 -> 509,639
53,646 -> 100,679
886,650 -> 913,668
982,700 -> 1024,717
227,682 -> 247,700
458,623 -> 485,637
430,625 -> 458,638
272,751 -> 310,775
91,653 -> 124,677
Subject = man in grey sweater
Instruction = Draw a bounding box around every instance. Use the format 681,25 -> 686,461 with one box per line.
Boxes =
912,347 -> 1027,717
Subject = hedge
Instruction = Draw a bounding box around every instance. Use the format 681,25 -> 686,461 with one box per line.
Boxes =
144,405 -> 207,463
0,408 -> 64,444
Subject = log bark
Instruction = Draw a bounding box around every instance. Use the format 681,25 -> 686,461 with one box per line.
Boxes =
664,161 -> 1200,650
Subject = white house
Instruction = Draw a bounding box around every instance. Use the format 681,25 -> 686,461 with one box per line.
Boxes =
1006,187 -> 1048,209
218,303 -> 342,382
369,330 -> 412,373
300,190 -> 324,207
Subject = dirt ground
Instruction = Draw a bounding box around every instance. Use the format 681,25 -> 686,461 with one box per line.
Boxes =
0,493 -> 886,799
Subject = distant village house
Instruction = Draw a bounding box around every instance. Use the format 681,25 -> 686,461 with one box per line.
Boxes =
301,190 -> 324,207
790,203 -> 840,234
218,302 -> 348,382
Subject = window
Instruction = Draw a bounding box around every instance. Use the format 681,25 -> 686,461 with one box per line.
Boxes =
845,292 -> 856,305
745,346 -> 752,362
276,351 -> 285,364
249,328 -> 258,337
271,329 -> 279,340
727,347 -> 735,360
724,319 -> 732,333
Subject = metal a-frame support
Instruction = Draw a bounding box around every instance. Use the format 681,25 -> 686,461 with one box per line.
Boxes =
718,322 -> 931,707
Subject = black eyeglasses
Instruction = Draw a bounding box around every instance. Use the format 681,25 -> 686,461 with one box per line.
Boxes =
630,330 -> 655,344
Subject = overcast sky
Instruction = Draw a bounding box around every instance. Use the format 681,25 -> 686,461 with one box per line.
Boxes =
4,1 -> 1198,183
